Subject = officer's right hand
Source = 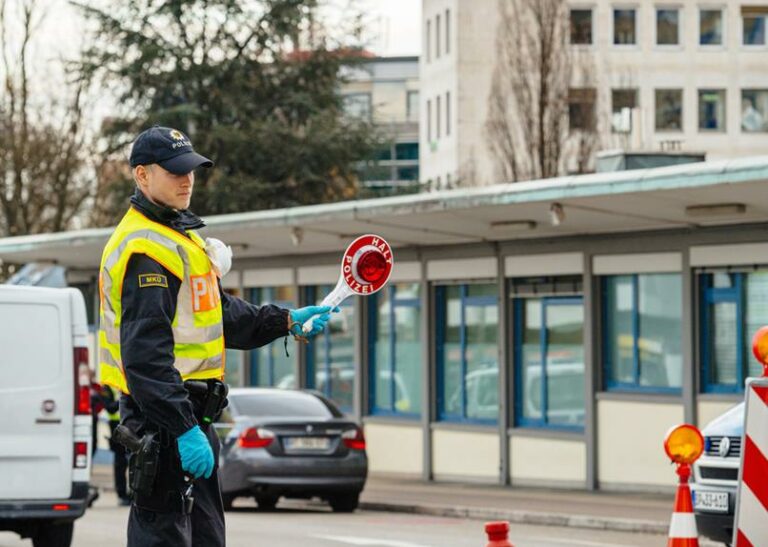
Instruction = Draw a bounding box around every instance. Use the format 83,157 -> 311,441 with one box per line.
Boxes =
177,425 -> 214,479
289,305 -> 338,338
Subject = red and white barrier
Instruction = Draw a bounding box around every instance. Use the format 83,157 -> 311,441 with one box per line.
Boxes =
733,376 -> 768,547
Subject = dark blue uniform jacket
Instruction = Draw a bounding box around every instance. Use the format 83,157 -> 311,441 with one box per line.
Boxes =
119,189 -> 288,437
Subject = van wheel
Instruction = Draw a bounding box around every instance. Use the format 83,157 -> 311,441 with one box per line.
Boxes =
329,493 -> 359,513
32,521 -> 73,547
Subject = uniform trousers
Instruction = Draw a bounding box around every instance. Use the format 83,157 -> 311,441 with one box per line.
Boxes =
127,425 -> 224,547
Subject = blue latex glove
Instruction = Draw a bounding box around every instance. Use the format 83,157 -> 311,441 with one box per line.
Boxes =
177,425 -> 214,479
289,305 -> 338,338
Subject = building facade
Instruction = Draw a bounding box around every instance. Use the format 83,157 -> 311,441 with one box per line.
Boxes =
420,0 -> 768,187
341,56 -> 420,194
3,157 -> 767,492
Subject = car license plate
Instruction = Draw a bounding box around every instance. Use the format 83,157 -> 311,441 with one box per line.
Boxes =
693,490 -> 729,513
284,436 -> 330,450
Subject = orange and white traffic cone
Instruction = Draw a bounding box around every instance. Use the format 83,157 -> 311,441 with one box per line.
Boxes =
668,463 -> 699,547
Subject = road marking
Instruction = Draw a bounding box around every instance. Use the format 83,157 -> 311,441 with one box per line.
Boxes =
538,537 -> 639,547
313,535 -> 432,547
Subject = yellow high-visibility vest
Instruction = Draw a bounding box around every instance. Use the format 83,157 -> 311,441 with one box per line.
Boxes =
98,207 -> 225,394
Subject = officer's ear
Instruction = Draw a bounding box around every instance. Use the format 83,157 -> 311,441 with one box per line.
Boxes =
133,164 -> 153,191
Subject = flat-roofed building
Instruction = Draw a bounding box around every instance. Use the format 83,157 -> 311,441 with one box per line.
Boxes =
4,157 -> 768,491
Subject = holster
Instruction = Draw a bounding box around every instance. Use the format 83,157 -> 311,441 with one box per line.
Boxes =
131,428 -> 191,514
184,379 -> 229,429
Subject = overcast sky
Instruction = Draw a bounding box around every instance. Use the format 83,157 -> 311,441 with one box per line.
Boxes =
363,0 -> 422,56
23,0 -> 421,62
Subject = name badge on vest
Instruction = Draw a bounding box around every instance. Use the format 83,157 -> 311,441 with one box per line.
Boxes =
138,273 -> 168,288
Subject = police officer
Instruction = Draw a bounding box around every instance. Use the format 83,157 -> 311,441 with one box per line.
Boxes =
98,126 -> 333,547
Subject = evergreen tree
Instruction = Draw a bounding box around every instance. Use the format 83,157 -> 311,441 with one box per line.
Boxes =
75,0 -> 376,222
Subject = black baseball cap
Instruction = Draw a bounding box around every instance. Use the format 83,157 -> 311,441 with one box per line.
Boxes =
129,125 -> 213,175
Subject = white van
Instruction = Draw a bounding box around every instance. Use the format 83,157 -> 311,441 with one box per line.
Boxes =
0,286 -> 92,547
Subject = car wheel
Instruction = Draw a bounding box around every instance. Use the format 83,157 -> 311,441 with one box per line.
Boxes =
255,495 -> 279,511
329,493 -> 359,513
222,494 -> 235,511
32,521 -> 74,547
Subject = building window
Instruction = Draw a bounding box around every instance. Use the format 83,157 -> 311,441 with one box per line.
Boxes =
436,95 -> 441,139
701,272 -> 768,393
407,90 -> 419,122
445,91 -> 451,136
306,285 -> 356,411
741,90 -> 768,132
515,296 -> 585,429
395,142 -> 419,160
427,99 -> 432,142
700,9 -> 723,45
655,89 -> 683,131
699,89 -> 726,131
436,14 -> 441,58
570,9 -> 593,44
742,7 -> 768,45
612,89 -> 637,133
248,287 -> 296,387
369,283 -> 422,416
657,8 -> 680,45
613,8 -> 637,45
436,284 -> 499,423
445,9 -> 451,54
426,20 -> 431,62
342,93 -> 371,120
568,88 -> 596,131
397,166 -> 419,181
603,274 -> 683,391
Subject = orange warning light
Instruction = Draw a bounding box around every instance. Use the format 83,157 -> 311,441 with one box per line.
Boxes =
663,424 -> 704,465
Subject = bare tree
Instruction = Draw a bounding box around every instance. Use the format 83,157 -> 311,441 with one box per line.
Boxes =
485,0 -> 599,182
0,0 -> 94,238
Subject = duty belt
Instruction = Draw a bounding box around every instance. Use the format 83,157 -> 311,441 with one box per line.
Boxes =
184,379 -> 229,428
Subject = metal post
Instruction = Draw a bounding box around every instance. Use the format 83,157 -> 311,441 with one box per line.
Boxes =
583,253 -> 598,490
681,250 -> 696,425
497,250 -> 511,485
420,258 -> 433,481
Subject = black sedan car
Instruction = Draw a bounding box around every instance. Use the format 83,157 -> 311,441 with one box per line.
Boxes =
215,388 -> 368,512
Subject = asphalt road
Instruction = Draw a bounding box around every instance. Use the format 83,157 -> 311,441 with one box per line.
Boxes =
0,493 -> 672,547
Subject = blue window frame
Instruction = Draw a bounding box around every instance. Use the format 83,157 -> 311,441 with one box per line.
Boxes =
247,286 -> 296,388
305,285 -> 356,412
435,284 -> 499,424
514,296 -> 585,430
700,272 -> 768,392
603,274 -> 682,392
368,283 -> 421,417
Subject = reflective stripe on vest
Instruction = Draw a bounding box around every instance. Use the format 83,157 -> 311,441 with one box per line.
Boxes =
98,207 -> 225,394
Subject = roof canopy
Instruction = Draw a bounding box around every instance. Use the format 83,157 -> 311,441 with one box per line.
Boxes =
2,156 -> 768,270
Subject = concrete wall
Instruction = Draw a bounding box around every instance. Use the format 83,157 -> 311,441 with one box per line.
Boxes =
597,399 -> 684,489
588,0 -> 768,159
364,422 -> 423,477
510,436 -> 586,487
432,429 -> 499,481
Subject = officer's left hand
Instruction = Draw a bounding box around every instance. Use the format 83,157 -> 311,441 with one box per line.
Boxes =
289,305 -> 339,338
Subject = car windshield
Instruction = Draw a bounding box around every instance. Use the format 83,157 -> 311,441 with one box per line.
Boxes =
230,391 -> 341,419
